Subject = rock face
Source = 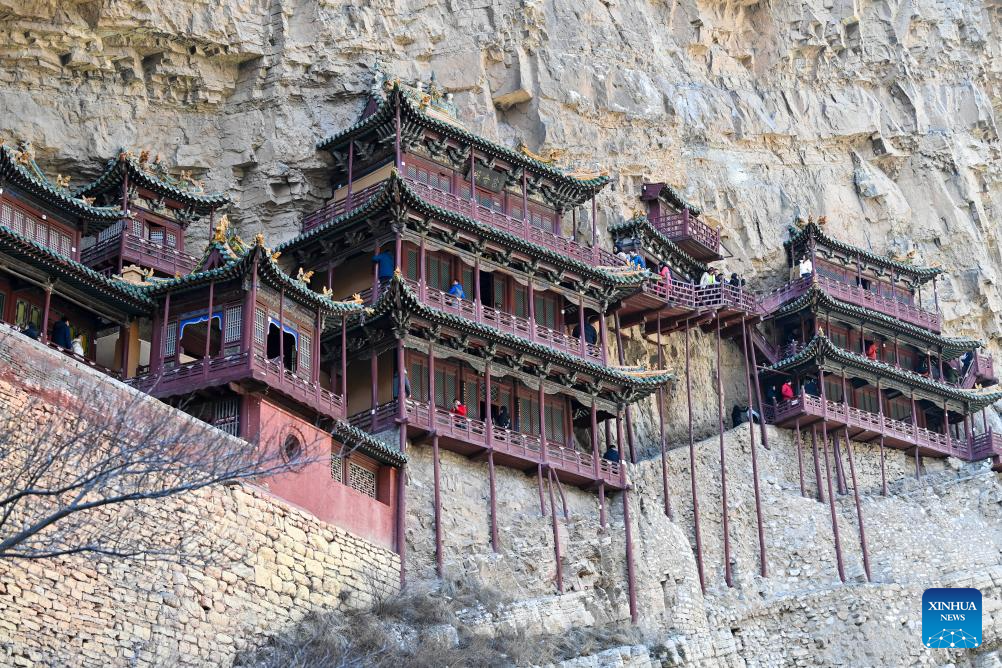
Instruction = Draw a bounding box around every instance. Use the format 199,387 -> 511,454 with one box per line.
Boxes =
4,0 -> 1002,665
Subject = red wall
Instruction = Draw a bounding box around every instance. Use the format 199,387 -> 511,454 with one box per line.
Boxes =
251,399 -> 397,550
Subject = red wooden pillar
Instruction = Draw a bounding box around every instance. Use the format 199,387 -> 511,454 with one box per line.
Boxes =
685,320 -> 706,593
538,379 -> 547,462
715,317 -> 732,587
203,281 -> 215,378
590,195 -> 597,247
794,420 -> 806,497
346,140 -> 355,209
419,235 -> 427,301
578,295 -> 587,357
844,434 -> 871,582
474,255 -> 482,321
623,487 -> 639,623
394,91 -> 402,170
910,392 -> 920,479
599,304 -> 609,365
822,430 -> 846,582
40,284 -> 52,343
432,433 -> 443,576
340,315 -> 348,402
486,361 -> 499,552
811,425 -> 825,502
656,313 -> 672,518
741,319 -> 767,577
527,276 -> 536,341
547,468 -> 563,593
614,312 -> 636,463
876,378 -> 887,496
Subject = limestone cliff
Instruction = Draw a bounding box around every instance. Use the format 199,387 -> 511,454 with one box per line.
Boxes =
3,1 -> 1002,666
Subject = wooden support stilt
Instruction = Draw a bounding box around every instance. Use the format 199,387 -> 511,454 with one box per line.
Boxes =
614,311 -> 637,463
685,320 -> 706,593
432,433 -> 443,576
623,487 -> 639,623
795,419 -> 806,497
748,323 -> 769,450
844,431 -> 871,582
811,425 -> 824,502
656,313 -> 673,519
547,468 -> 563,593
741,319 -> 767,577
537,464 -> 546,517
599,482 -> 607,529
488,450 -> 499,553
716,316 -> 733,587
821,432 -> 846,582
552,469 -> 569,520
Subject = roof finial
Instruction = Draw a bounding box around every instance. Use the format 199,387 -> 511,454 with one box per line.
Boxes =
296,267 -> 315,284
212,214 -> 230,243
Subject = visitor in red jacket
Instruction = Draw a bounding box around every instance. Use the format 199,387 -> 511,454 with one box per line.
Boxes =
866,341 -> 878,360
781,380 -> 795,401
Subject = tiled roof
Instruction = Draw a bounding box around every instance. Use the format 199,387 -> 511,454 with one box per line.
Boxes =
0,144 -> 124,226
363,274 -> 673,398
641,182 -> 702,216
315,85 -> 610,203
785,220 -> 943,283
0,222 -> 153,313
277,171 -> 648,292
145,238 -> 366,318
766,334 -> 1002,409
331,419 -> 406,467
74,152 -> 229,214
608,215 -> 709,278
773,284 -> 979,359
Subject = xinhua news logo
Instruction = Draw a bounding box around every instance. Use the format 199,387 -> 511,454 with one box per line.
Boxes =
922,588 -> 982,649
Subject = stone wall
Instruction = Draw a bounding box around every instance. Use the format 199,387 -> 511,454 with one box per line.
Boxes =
0,331 -> 401,667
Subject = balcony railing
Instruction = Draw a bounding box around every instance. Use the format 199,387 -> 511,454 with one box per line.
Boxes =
763,393 -> 970,460
651,210 -> 721,260
128,351 -> 344,419
404,279 -> 602,362
81,229 -> 197,277
641,278 -> 759,314
302,182 -> 385,232
349,399 -> 623,486
301,176 -> 622,267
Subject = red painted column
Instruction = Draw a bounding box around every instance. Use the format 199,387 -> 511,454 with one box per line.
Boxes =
39,285 -> 52,343
578,295 -> 587,358
876,378 -> 887,495
811,425 -> 825,502
844,431 -> 871,581
822,430 -> 846,582
590,397 -> 600,480
346,140 -> 355,210
685,320 -> 706,593
118,323 -> 129,377
748,325 -> 769,451
419,235 -> 427,301
591,195 -> 597,247
623,487 -> 639,623
538,380 -> 548,464
527,276 -> 536,342
204,281 -> 215,379
157,293 -> 171,375
599,304 -> 609,365
547,468 -> 563,593
741,320 -> 767,577
614,311 -> 636,463
486,361 -> 499,552
795,419 -> 806,497
715,317 -> 732,588
276,286 -> 283,372
911,393 -> 920,479
395,339 -> 408,586
394,91 -> 402,170
340,315 -> 348,402
432,433 -> 443,576
656,313 -> 672,519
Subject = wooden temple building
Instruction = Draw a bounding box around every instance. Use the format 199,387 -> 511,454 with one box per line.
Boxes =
3,68 -> 1002,611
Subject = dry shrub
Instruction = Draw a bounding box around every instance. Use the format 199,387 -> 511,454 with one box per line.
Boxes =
235,581 -> 643,668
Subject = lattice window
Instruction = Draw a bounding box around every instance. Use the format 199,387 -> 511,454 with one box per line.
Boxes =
132,218 -> 143,236
55,231 -> 71,256
0,203 -> 11,230
149,228 -> 164,245
34,220 -> 47,246
298,331 -> 312,373
330,452 -> 344,482
213,397 -> 240,436
349,462 -> 377,499
405,248 -> 418,281
164,320 -> 178,356
165,231 -> 177,248
254,308 -> 266,343
513,285 -> 528,318
224,305 -> 242,343
11,209 -> 25,236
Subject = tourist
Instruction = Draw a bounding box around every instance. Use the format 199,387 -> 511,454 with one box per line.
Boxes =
629,252 -> 646,270
392,369 -> 411,399
729,272 -> 745,287
453,399 -> 467,418
372,250 -> 395,286
765,385 -> 778,405
496,405 -> 511,429
51,315 -> 72,349
71,336 -> 85,357
448,279 -> 466,301
799,255 -> 813,278
866,341 -> 878,361
804,377 -> 819,396
572,318 -> 599,345
603,445 -> 621,463
781,380 -> 795,401
731,404 -> 747,427
22,322 -> 39,340
961,350 -> 974,374
615,244 -> 629,262
699,269 -> 716,286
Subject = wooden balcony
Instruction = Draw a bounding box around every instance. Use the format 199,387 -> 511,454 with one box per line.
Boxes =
764,393 -> 971,460
404,279 -> 603,362
128,351 -> 345,420
81,228 -> 197,277
650,210 -> 722,262
618,279 -> 760,331
761,276 -> 941,332
349,399 -> 625,489
302,176 -> 624,267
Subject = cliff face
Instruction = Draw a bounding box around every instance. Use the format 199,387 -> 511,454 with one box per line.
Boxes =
4,1 -> 1002,665
3,0 -> 1001,341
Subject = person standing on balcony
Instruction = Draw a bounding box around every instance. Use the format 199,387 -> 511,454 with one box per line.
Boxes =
765,385 -> 778,405
372,250 -> 395,289
52,316 -> 72,349
603,445 -> 620,463
699,269 -> 716,286
572,318 -> 599,345
22,322 -> 39,340
804,377 -> 819,396
866,341 -> 879,361
629,251 -> 646,270
452,398 -> 468,427
781,380 -> 795,402
496,405 -> 511,429
71,335 -> 85,357
729,272 -> 745,287
799,255 -> 813,279
448,279 -> 466,301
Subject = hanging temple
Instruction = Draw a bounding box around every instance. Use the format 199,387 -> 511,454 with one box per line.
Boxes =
0,74 -> 1000,618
